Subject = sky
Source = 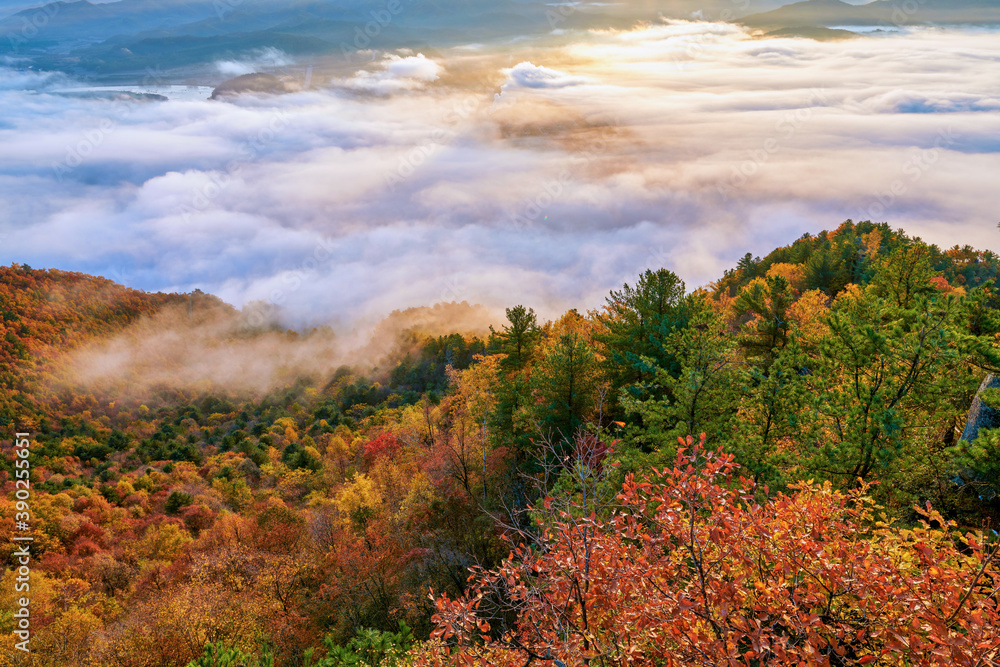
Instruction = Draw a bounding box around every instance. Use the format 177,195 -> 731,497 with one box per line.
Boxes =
1,20 -> 999,328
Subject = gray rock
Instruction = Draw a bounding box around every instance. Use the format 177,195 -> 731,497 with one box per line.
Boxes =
961,373 -> 1000,443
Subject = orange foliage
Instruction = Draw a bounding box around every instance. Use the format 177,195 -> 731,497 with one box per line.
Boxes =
420,436 -> 1000,667
786,288 -> 830,347
766,262 -> 806,292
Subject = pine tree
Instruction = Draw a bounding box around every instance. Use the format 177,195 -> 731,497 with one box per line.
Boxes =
596,268 -> 688,407
531,332 -> 599,446
489,305 -> 539,371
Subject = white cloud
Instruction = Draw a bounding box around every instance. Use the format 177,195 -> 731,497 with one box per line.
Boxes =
342,53 -> 443,94
503,61 -> 587,89
1,24 -> 999,328
214,47 -> 295,78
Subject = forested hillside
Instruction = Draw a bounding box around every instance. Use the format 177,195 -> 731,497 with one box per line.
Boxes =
2,220 -> 999,666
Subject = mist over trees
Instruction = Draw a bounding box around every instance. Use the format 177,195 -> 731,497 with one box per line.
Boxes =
1,220 -> 999,666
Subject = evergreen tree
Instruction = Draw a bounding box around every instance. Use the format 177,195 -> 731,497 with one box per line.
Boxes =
805,277 -> 993,489
729,339 -> 811,488
624,296 -> 740,455
802,247 -> 844,294
531,332 -> 599,446
596,268 -> 688,408
734,275 -> 795,371
489,305 -> 540,371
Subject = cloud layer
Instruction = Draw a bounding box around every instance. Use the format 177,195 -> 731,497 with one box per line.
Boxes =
341,53 -> 443,94
1,22 -> 999,328
215,48 -> 296,78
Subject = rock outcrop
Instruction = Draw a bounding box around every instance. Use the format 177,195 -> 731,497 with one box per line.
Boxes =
961,374 -> 1000,443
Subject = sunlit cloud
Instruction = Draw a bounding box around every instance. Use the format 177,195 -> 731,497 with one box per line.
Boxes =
341,53 -> 443,94
1,23 -> 999,328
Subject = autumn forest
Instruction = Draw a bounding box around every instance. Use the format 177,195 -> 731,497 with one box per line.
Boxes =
2,220 -> 1000,667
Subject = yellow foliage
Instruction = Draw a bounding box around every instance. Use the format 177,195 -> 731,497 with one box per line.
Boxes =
50,436 -> 82,458
207,411 -> 235,425
541,309 -> 599,353
266,446 -> 282,466
739,276 -> 768,296
787,289 -> 831,347
32,605 -> 103,666
332,473 -> 383,525
370,456 -> 413,511
167,462 -> 202,485
861,229 -> 883,259
132,522 -> 192,562
95,579 -> 274,667
115,480 -> 136,498
333,424 -> 355,443
397,402 -> 434,446
305,489 -> 336,508
277,467 -> 315,501
212,477 -> 253,511
453,353 -> 503,425
398,471 -> 437,521
325,434 -> 352,460
271,416 -> 298,434
0,569 -> 60,665
833,282 -> 864,306
766,262 -> 806,291
30,490 -> 74,538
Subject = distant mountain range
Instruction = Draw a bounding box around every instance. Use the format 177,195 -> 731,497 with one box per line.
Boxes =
740,0 -> 1000,29
0,0 -> 575,78
1,0 -> 998,81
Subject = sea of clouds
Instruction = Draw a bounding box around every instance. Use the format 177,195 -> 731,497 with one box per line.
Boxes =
1,21 -> 999,328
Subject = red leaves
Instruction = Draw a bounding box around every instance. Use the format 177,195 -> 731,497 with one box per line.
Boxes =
416,439 -> 1000,667
362,432 -> 403,465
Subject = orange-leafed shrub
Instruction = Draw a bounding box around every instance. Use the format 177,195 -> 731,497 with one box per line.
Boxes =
420,435 -> 1000,667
